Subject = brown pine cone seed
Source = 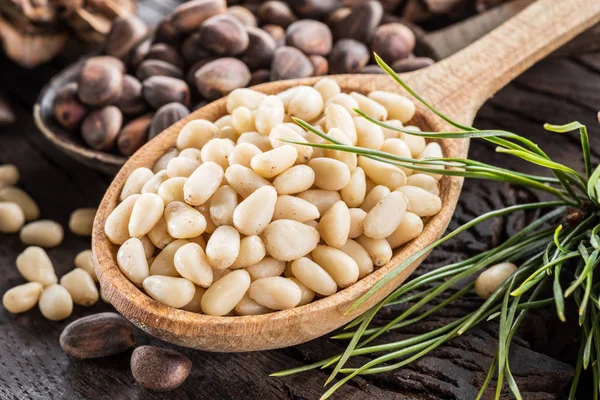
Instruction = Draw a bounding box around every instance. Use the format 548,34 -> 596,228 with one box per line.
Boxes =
333,1 -> 383,42
187,57 -> 218,88
180,32 -> 211,65
81,106 -> 123,150
129,39 -> 152,69
130,346 -> 192,392
271,46 -> 313,80
136,60 -> 185,81
149,103 -> 190,140
194,58 -> 251,100
329,38 -> 370,74
78,59 -> 124,106
285,20 -> 332,56
391,57 -> 434,73
198,14 -> 249,56
105,15 -> 148,59
250,69 -> 271,86
370,23 -> 416,63
170,0 -> 227,34
143,76 -> 191,109
87,56 -> 126,74
154,18 -> 184,45
288,0 -> 339,19
145,43 -> 185,70
113,75 -> 147,115
257,1 -> 297,28
0,96 -> 16,126
53,82 -> 87,130
262,24 -> 286,47
240,27 -> 277,70
327,7 -> 351,27
227,5 -> 257,27
59,312 -> 135,360
118,114 -> 153,156
309,55 -> 329,76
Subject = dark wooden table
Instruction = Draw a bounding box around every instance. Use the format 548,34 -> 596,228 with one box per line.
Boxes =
1,2 -> 600,399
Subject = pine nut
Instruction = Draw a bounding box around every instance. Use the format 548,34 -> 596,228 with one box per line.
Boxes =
0,202 -> 24,233
319,201 -> 350,248
363,191 -> 407,239
297,190 -> 341,215
227,89 -> 266,113
289,277 -> 315,306
182,286 -> 206,313
142,170 -> 169,194
0,186 -> 40,221
381,120 -> 402,139
249,277 -> 301,310
234,294 -> 272,315
400,131 -> 426,158
228,143 -> 262,168
129,193 -> 164,238
69,208 -> 97,236
225,164 -> 271,198
143,276 -> 196,308
20,220 -> 64,248
237,131 -> 272,152
139,236 -> 155,258
153,148 -> 179,173
313,78 -> 340,103
209,185 -> 238,226
262,219 -> 320,261
60,269 -> 99,307
173,243 -> 213,288
201,269 -> 251,316
231,235 -> 266,269
312,245 -> 359,288
200,138 -> 235,169
75,250 -> 96,281
0,164 -> 19,186
309,158 -> 351,191
397,185 -> 442,217
117,238 -> 150,284
340,167 -> 366,208
272,165 -> 315,195
196,203 -> 217,234
206,225 -> 240,269
407,173 -> 439,195
150,239 -> 188,277
39,284 -> 73,321
367,91 -> 415,123
2,282 -> 43,314
325,128 -> 357,170
183,161 -> 224,206
251,145 -> 297,178
354,117 -> 384,150
273,195 -> 320,222
121,167 -> 154,201
158,177 -> 187,204
16,246 -> 57,286
381,138 -> 414,176
339,239 -> 373,278
325,93 -> 359,115
179,148 -> 203,163
361,185 -> 391,212
166,157 -> 201,178
358,156 -> 406,190
475,262 -> 518,299
386,212 -> 424,248
287,86 -> 323,122
233,185 -> 277,235
246,257 -> 286,281
176,119 -> 218,150
212,267 -> 232,282
147,216 -> 174,249
418,141 -> 444,180
349,208 -> 366,239
325,103 -> 357,145
291,257 -> 337,296
357,236 -> 393,267
255,95 -> 284,135
164,201 -> 206,239
269,124 -> 312,163
350,92 -> 388,121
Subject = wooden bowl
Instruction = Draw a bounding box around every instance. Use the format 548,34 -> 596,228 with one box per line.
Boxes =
93,74 -> 469,352
34,59 -> 126,175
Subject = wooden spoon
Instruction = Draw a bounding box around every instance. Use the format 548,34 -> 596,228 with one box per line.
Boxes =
94,0 -> 600,352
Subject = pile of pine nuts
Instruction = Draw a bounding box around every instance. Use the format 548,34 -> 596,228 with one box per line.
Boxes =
0,163 -> 103,320
105,78 -> 444,316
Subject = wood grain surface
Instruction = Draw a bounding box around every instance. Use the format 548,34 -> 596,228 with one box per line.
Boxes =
1,1 -> 599,398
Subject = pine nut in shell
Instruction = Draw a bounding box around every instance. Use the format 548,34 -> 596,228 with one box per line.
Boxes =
20,220 -> 64,248
128,193 -> 164,238
130,346 -> 192,392
262,219 -> 320,261
363,191 -> 407,239
231,235 -> 266,269
143,276 -> 196,308
319,201 -> 350,249
39,284 -> 73,321
117,238 -> 150,284
312,245 -> 359,288
68,208 -> 97,236
233,185 -> 277,235
357,236 -> 392,267
184,162 -> 224,206
75,250 -> 97,281
60,269 -> 99,307
201,269 -> 250,316
246,257 -> 286,281
397,185 -> 442,217
249,277 -> 301,310
2,282 -> 43,314
0,202 -> 25,233
0,187 -> 40,221
272,165 -> 315,195
475,262 -> 518,299
291,257 -> 337,296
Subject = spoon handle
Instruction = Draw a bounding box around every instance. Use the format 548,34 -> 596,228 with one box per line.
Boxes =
406,0 -> 600,125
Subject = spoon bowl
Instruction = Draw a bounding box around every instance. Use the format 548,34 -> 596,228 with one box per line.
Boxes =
93,0 -> 600,352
